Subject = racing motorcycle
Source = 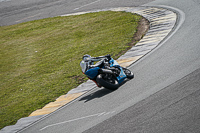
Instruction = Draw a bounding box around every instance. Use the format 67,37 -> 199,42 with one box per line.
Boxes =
80,54 -> 134,90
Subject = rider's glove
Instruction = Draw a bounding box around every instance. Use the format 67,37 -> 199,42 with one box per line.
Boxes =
105,54 -> 111,60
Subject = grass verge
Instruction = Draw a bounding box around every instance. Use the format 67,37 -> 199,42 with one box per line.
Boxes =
0,11 -> 144,129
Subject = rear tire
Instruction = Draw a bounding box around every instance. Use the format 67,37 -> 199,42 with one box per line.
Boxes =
122,67 -> 134,79
96,74 -> 119,90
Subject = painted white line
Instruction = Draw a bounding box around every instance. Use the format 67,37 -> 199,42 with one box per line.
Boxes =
15,13 -> 41,23
97,112 -> 106,116
40,111 -> 115,131
74,0 -> 101,10
40,112 -> 105,131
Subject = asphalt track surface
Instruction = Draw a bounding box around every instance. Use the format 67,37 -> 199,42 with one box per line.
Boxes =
1,0 -> 200,133
0,0 -> 153,26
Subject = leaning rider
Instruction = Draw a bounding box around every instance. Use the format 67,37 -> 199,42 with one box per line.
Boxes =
80,54 -> 111,73
80,54 -> 103,73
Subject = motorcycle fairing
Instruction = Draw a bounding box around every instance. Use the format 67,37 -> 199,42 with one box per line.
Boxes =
109,58 -> 120,67
109,58 -> 126,84
85,67 -> 100,79
117,67 -> 127,84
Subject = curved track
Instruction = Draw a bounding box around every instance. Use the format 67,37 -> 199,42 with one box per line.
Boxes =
1,0 -> 200,133
0,0 -> 153,26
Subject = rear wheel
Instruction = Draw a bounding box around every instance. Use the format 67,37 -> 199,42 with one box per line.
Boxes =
122,67 -> 134,79
96,74 -> 119,90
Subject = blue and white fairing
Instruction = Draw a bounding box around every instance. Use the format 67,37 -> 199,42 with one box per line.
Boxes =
82,57 -> 127,84
109,58 -> 127,84
85,67 -> 100,79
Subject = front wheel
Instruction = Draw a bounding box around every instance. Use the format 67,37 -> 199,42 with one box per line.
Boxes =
96,74 -> 119,90
122,67 -> 134,79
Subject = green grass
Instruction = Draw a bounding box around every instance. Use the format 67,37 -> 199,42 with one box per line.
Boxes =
0,11 -> 141,129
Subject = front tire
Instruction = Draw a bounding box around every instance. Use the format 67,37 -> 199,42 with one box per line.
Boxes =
96,74 -> 119,90
122,67 -> 134,79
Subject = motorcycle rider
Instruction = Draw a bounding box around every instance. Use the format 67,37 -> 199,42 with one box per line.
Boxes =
80,54 -> 101,73
80,54 -> 111,73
